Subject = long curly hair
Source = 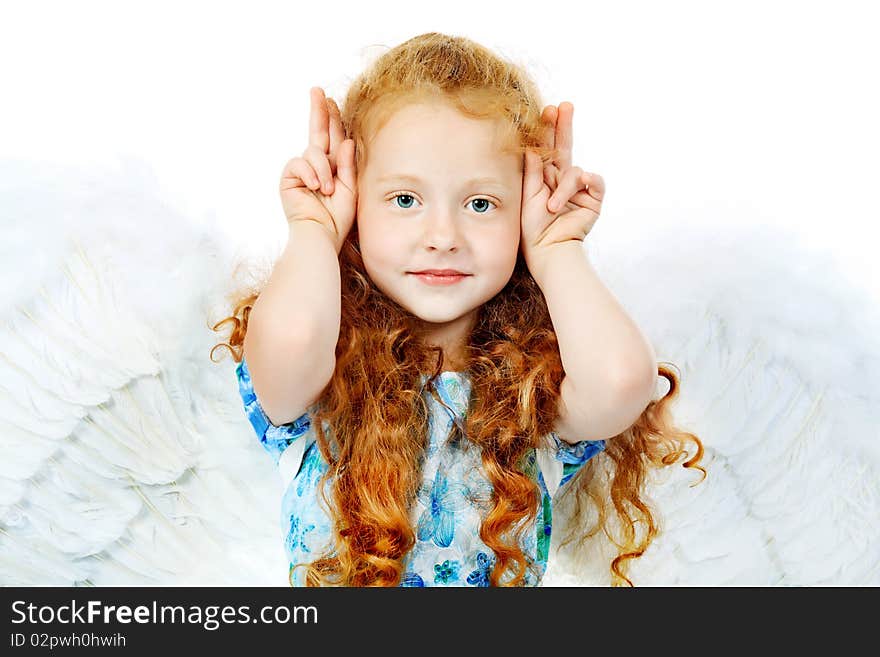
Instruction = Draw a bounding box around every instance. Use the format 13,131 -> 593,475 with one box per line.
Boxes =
210,32 -> 705,587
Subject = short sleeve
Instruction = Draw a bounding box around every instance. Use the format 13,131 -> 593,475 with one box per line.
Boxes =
550,432 -> 606,488
535,432 -> 606,498
235,356 -> 311,465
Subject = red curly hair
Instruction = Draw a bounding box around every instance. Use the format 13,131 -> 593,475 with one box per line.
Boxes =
211,32 -> 705,587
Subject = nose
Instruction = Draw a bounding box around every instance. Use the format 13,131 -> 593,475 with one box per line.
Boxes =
421,208 -> 461,252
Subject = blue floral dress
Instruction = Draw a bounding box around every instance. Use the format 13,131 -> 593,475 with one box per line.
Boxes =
235,357 -> 605,586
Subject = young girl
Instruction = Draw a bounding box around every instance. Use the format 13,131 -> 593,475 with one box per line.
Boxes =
213,32 -> 704,587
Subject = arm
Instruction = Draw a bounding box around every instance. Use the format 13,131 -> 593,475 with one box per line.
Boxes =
243,220 -> 340,426
533,242 -> 657,443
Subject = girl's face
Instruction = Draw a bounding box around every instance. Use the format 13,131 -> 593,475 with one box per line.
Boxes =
356,102 -> 523,359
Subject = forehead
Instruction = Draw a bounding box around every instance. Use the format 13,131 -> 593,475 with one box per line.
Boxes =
365,102 -> 519,176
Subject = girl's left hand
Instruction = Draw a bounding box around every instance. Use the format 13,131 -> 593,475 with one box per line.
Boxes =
520,102 -> 605,276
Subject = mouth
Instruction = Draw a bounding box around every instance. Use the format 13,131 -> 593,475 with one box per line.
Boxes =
408,271 -> 471,285
408,269 -> 471,276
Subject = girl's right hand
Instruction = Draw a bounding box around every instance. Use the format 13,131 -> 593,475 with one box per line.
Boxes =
280,86 -> 357,254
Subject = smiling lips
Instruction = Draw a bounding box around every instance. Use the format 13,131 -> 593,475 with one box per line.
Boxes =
409,269 -> 471,286
411,269 -> 469,276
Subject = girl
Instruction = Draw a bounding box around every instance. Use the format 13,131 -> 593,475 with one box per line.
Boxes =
213,32 -> 704,587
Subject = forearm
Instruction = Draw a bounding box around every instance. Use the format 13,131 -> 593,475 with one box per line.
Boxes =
533,242 -> 657,394
247,220 -> 341,361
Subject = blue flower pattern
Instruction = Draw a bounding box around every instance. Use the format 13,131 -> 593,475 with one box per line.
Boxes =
466,551 -> 495,586
433,559 -> 461,584
286,515 -> 315,554
296,443 -> 323,497
236,358 -> 605,586
401,572 -> 425,587
416,466 -> 470,547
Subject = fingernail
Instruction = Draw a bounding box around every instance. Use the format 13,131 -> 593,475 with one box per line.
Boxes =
323,181 -> 332,194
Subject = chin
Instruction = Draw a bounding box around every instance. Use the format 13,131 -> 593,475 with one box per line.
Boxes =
410,310 -> 466,325
404,302 -> 472,325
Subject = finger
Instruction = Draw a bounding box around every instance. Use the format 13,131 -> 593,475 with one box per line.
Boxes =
336,138 -> 357,194
303,144 -> 334,194
281,157 -> 320,191
555,102 -> 573,170
564,188 -> 602,215
543,161 -> 560,191
540,105 -> 557,151
522,149 -> 545,202
547,166 -> 583,212
308,87 -> 330,155
584,171 -> 606,202
326,97 -> 345,168
540,105 -> 559,188
553,172 -> 603,215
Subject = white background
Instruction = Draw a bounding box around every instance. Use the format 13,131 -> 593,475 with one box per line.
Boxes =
1,0 -> 877,299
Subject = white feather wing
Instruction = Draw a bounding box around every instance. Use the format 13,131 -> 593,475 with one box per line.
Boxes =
2,158 -> 877,586
0,158 -> 287,585
544,217 -> 880,586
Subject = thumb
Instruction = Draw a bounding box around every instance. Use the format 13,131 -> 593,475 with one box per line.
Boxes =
522,149 -> 543,201
336,139 -> 357,193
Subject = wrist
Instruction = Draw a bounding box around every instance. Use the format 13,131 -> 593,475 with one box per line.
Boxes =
288,218 -> 343,255
526,241 -> 585,286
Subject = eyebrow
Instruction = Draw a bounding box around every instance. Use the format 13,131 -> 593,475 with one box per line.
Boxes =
377,173 -> 508,188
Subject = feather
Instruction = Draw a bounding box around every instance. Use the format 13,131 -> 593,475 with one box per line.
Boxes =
1,156 -> 877,586
545,218 -> 880,585
0,157 -> 287,585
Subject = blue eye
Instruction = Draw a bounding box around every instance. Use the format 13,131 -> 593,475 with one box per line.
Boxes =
389,193 -> 497,213
393,193 -> 416,209
469,198 -> 495,213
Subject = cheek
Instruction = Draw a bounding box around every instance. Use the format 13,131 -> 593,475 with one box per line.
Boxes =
357,216 -> 402,269
487,215 -> 521,258
492,241 -> 520,274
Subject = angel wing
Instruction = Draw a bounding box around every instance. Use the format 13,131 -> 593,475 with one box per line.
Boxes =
1,157 -> 877,586
0,157 -> 288,585
544,216 -> 880,586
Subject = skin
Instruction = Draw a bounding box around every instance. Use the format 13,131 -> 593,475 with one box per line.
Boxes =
351,100 -> 654,442
355,102 -> 524,371
295,90 -> 657,442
